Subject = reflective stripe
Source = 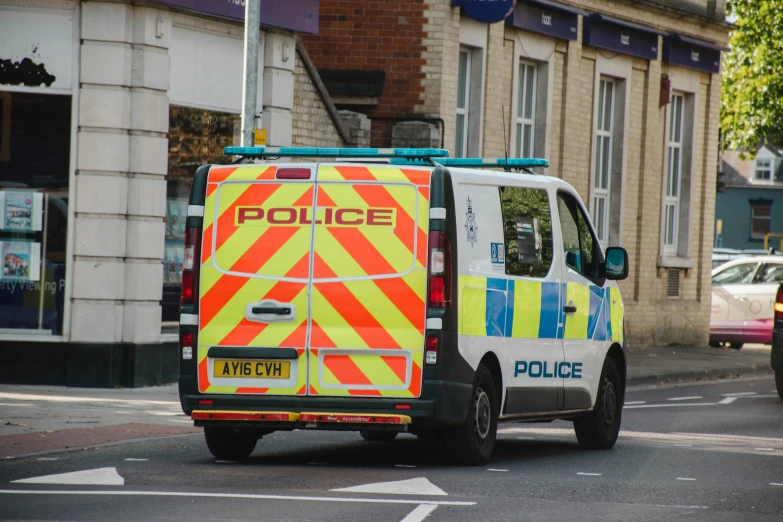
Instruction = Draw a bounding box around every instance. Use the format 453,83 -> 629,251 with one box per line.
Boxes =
564,283 -> 590,339
188,205 -> 204,217
457,276 -> 622,342
426,318 -> 443,330
610,287 -> 624,342
430,207 -> 447,220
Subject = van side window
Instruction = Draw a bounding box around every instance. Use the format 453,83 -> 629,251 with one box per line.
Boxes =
557,192 -> 601,282
499,186 -> 553,278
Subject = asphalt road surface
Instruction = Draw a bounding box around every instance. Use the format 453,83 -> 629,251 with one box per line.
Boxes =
1,376 -> 781,522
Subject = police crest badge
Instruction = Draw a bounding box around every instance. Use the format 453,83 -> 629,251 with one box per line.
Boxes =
465,197 -> 478,247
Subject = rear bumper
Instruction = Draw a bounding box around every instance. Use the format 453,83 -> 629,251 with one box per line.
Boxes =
179,375 -> 472,429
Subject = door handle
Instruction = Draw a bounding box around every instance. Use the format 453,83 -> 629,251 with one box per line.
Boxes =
252,306 -> 292,315
564,304 -> 577,314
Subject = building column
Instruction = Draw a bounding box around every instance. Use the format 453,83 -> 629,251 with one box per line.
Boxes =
71,1 -> 169,344
262,33 -> 296,147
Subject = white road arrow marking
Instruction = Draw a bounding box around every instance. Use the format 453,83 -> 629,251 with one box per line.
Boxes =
12,467 -> 124,486
719,397 -> 738,404
331,477 -> 447,496
400,504 -> 438,522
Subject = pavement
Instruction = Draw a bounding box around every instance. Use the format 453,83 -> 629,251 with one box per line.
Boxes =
0,343 -> 774,460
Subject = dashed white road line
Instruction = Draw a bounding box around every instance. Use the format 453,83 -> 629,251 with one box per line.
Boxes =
667,396 -> 703,401
487,469 -> 508,472
721,392 -> 757,397
37,458 -> 58,461
577,473 -> 601,476
718,397 -> 738,405
771,483 -> 783,487
677,478 -> 696,481
400,504 -> 438,522
625,401 -> 646,405
674,444 -> 693,447
124,458 -> 149,462
754,448 -> 774,452
625,403 -> 716,409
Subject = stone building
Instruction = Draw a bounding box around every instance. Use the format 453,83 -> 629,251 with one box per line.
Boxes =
0,0 -> 349,386
302,0 -> 731,347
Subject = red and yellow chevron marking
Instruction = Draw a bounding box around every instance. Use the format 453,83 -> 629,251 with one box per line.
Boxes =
198,165 -> 310,395
309,166 -> 430,398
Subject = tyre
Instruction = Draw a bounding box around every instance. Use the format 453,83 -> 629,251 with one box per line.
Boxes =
445,364 -> 498,466
729,342 -> 744,350
360,430 -> 398,442
775,369 -> 783,401
574,357 -> 623,450
204,426 -> 258,460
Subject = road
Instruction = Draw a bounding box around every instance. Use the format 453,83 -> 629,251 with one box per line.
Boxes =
1,376 -> 781,521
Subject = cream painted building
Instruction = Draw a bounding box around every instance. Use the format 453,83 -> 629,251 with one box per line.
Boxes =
306,0 -> 731,347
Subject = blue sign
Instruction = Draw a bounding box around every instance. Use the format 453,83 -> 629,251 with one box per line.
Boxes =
453,0 -> 517,24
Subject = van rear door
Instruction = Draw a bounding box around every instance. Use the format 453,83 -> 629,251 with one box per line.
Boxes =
308,164 -> 432,398
197,164 -> 315,396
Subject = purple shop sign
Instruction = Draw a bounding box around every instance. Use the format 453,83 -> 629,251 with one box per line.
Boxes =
155,0 -> 320,35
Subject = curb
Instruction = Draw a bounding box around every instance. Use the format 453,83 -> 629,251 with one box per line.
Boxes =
627,364 -> 774,387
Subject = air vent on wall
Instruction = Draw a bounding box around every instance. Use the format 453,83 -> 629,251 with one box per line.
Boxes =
667,268 -> 680,298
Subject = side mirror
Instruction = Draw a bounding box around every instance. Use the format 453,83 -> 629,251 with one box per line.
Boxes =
605,247 -> 629,280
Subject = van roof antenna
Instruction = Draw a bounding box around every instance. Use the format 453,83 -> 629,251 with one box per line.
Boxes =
501,106 -> 511,172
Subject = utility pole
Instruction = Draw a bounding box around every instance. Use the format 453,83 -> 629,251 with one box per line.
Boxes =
241,0 -> 261,147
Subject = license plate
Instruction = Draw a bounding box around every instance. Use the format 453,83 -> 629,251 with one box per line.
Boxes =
213,359 -> 290,379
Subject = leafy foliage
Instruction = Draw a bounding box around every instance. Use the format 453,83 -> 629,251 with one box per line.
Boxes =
720,0 -> 783,155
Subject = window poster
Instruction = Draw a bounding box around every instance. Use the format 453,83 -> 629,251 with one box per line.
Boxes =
0,191 -> 44,233
1,240 -> 41,281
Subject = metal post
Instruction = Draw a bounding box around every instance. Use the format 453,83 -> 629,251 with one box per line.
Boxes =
241,0 -> 261,147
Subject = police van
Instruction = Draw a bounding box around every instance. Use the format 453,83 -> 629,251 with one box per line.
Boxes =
178,147 -> 629,465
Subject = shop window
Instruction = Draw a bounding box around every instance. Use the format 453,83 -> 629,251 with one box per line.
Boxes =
163,105 -> 240,323
0,92 -> 71,335
498,186 -> 553,279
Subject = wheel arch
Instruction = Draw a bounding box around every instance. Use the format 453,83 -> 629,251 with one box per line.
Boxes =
479,351 -> 503,407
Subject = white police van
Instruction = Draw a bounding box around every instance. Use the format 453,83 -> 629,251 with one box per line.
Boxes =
179,147 -> 629,465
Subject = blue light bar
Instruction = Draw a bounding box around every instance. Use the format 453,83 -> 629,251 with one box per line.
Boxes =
391,157 -> 550,168
224,146 -> 450,159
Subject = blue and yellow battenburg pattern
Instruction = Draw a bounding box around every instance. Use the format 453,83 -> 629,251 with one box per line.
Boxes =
459,276 -> 623,342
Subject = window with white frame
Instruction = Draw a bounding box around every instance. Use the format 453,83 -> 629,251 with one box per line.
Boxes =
515,60 -> 536,158
755,159 -> 772,181
592,78 -> 615,244
456,48 -> 471,158
663,93 -> 684,255
751,203 -> 772,239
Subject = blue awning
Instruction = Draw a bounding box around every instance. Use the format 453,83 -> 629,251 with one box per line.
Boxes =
583,13 -> 664,60
507,0 -> 587,41
663,34 -> 726,74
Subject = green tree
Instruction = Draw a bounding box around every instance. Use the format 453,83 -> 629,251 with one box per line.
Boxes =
720,0 -> 783,154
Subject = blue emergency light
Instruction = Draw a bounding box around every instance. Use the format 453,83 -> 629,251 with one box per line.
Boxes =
391,157 -> 549,168
224,146 -> 450,159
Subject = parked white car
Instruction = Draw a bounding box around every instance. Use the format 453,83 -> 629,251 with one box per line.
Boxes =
710,255 -> 783,348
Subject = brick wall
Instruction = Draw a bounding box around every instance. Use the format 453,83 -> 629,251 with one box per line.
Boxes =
292,51 -> 347,148
301,0 -> 429,146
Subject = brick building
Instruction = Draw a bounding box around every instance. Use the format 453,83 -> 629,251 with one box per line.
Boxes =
303,0 -> 731,347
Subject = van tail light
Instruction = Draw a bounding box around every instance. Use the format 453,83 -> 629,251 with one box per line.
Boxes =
425,335 -> 439,365
775,285 -> 783,321
180,227 -> 201,306
427,231 -> 452,308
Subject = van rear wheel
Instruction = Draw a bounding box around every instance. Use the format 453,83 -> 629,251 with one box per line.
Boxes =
573,357 -> 622,450
204,427 -> 257,460
360,431 -> 398,442
445,365 -> 498,466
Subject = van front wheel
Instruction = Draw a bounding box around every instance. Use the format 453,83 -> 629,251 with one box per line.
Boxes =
445,365 -> 498,466
573,357 -> 622,450
204,427 -> 257,460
